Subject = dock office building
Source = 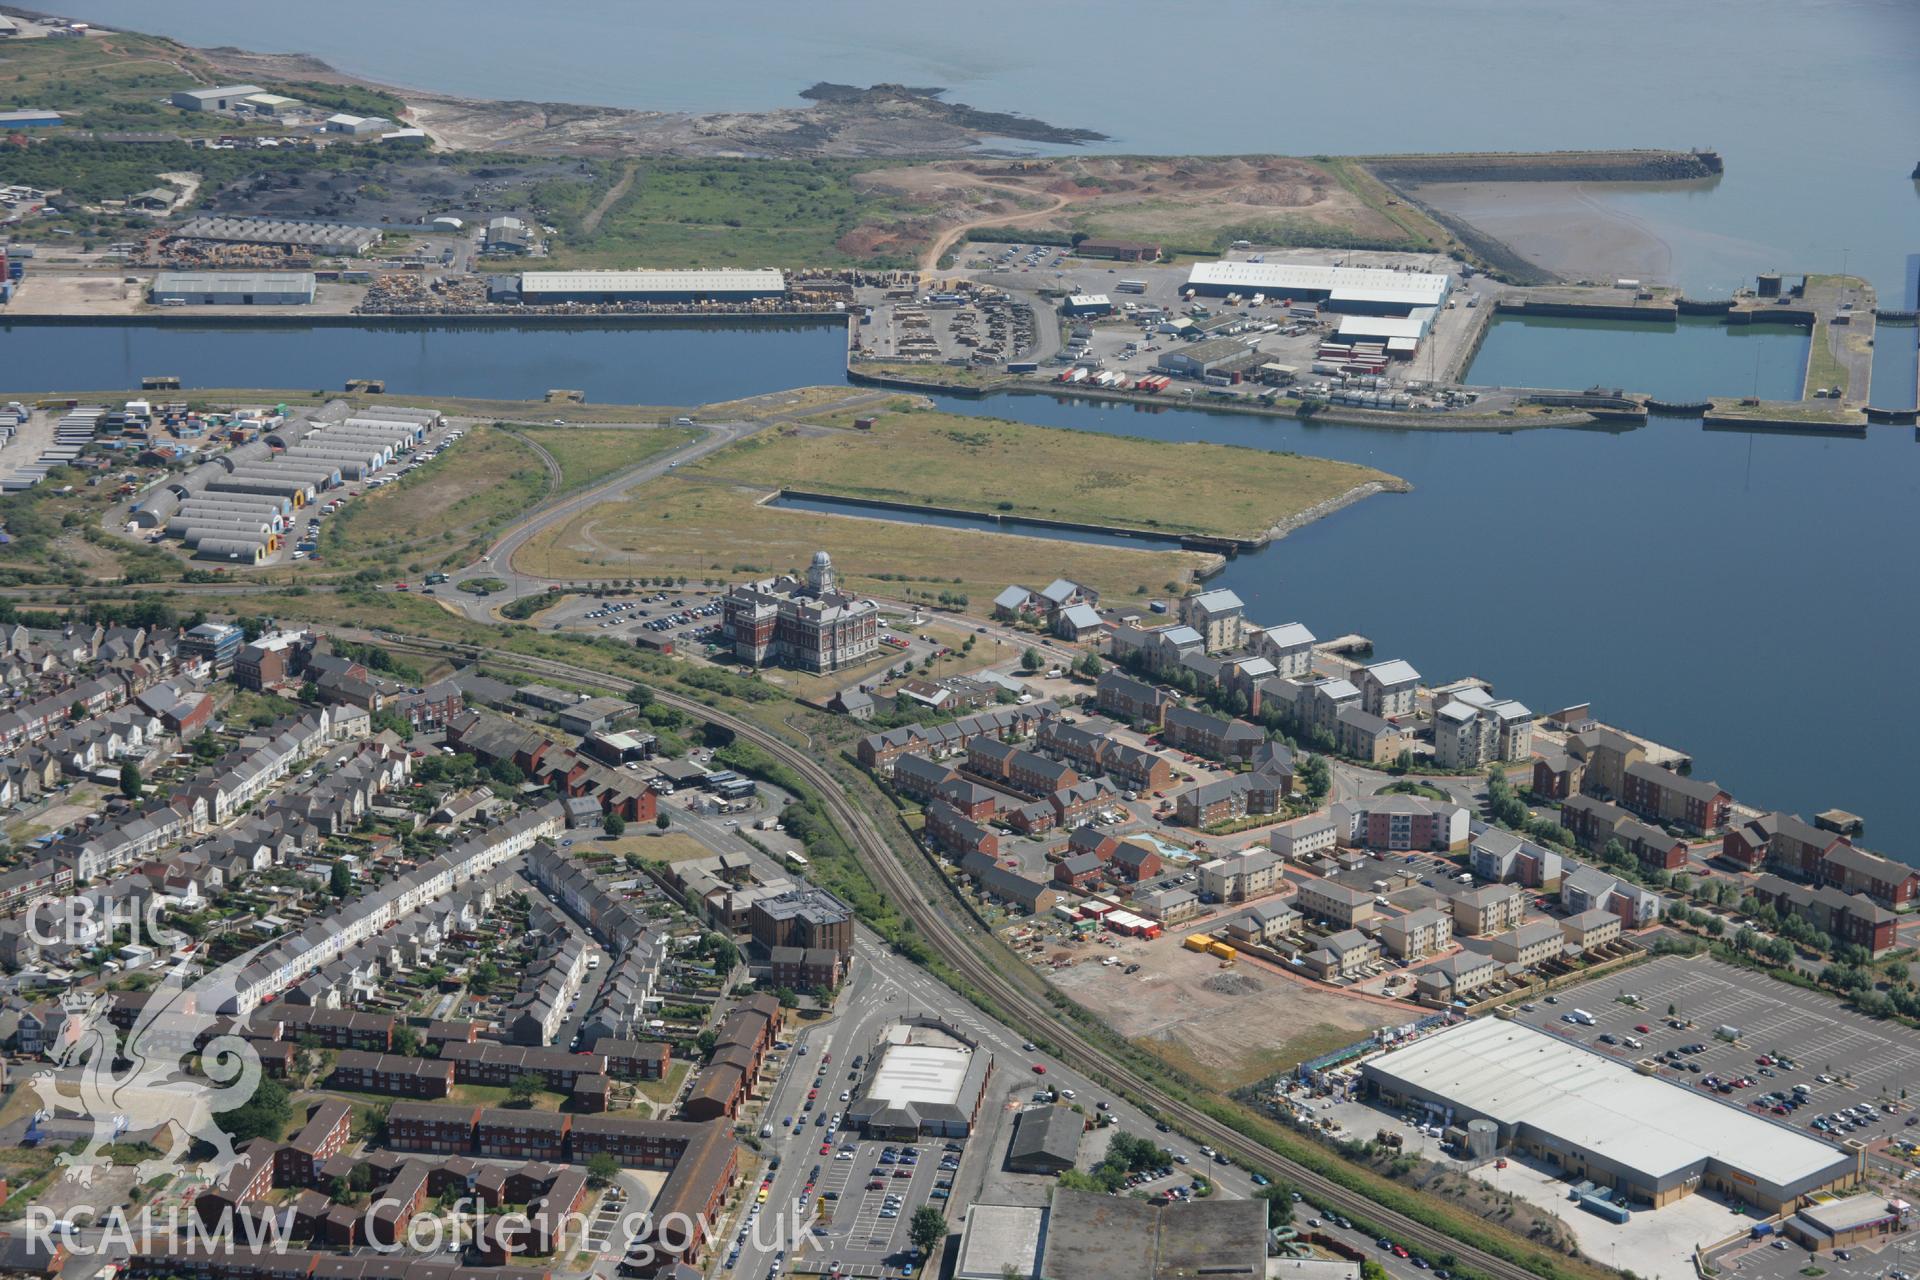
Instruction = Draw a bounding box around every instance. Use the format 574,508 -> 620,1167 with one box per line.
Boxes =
1361,1019 -> 1860,1214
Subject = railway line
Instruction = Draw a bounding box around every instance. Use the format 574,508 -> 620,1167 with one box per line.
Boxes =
359,629 -> 1573,1280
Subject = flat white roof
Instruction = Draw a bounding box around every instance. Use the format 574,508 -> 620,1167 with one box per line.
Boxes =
179,84 -> 265,100
956,1204 -> 1047,1280
1365,1019 -> 1851,1190
1337,311 -> 1436,340
520,268 -> 785,294
865,1041 -> 975,1110
1187,261 -> 1448,307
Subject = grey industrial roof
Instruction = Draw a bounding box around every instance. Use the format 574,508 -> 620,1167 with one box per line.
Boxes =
1006,1105 -> 1083,1167
1040,1190 -> 1268,1280
1362,658 -> 1420,686
153,270 -> 317,293
1362,1018 -> 1851,1191
520,269 -> 785,294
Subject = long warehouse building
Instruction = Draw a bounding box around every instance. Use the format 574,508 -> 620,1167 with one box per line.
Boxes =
1360,1018 -> 1860,1214
150,270 -> 317,306
516,269 -> 786,304
1185,262 -> 1449,315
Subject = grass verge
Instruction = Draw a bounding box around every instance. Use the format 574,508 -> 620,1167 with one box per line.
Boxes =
685,405 -> 1397,541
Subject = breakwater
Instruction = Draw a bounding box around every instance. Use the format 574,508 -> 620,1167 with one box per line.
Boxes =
1361,148 -> 1722,184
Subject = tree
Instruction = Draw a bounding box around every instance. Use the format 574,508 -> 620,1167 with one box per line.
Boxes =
1254,1181 -> 1298,1223
1075,652 -> 1104,678
329,861 -> 352,899
118,761 -> 143,800
700,932 -> 740,970
586,1153 -> 620,1188
775,987 -> 800,1010
1297,754 -> 1330,801
655,811 -> 671,831
220,1075 -> 292,1143
391,1025 -> 421,1057
603,812 -> 626,839
508,1073 -> 544,1105
1020,647 -> 1044,674
908,1206 -> 948,1257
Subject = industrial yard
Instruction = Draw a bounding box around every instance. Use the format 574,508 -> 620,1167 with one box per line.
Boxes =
1049,935 -> 1408,1091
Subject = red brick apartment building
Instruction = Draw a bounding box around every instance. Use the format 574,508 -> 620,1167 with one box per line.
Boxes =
328,1051 -> 454,1099
476,1108 -> 570,1161
275,1100 -> 351,1187
1621,761 -> 1731,834
592,1038 -> 671,1080
440,1041 -> 608,1092
386,1101 -> 483,1154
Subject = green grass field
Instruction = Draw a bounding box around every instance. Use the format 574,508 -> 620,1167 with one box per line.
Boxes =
0,32 -> 402,137
514,477 -> 1218,606
509,425 -> 700,493
527,158 -> 919,269
318,426 -> 546,575
687,406 -> 1397,540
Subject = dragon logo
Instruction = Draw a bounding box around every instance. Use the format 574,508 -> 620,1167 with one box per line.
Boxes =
30,936 -> 268,1188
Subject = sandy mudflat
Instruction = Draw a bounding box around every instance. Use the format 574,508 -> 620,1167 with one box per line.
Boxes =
1415,180 -> 1677,284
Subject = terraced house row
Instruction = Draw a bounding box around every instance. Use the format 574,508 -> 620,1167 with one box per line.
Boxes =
223,803 -> 563,1015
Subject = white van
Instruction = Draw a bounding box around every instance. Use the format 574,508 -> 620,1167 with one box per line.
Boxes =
1570,1009 -> 1596,1025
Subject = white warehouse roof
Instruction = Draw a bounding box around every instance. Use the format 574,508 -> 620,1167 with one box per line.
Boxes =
520,269 -> 785,295
1187,261 -> 1449,309
865,1041 -> 976,1110
176,84 -> 265,101
1337,310 -> 1437,341
1364,1018 -> 1851,1191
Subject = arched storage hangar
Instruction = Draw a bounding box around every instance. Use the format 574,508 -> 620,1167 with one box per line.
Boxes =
307,430 -> 402,456
342,416 -> 427,440
185,526 -> 281,553
286,443 -> 386,470
207,475 -> 315,505
362,405 -> 443,430
130,490 -> 182,528
167,513 -> 274,540
178,500 -> 287,526
219,441 -> 274,470
228,463 -> 341,489
181,493 -> 291,518
193,536 -> 268,564
177,461 -> 229,495
265,420 -> 319,450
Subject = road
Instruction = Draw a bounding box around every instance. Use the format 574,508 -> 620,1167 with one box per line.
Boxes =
353,630 -> 1579,1280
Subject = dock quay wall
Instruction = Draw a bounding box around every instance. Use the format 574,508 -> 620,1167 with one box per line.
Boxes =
1495,298 -> 1679,322
776,488 -> 1255,551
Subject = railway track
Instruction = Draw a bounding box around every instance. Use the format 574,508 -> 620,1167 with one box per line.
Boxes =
369,632 -> 1571,1280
